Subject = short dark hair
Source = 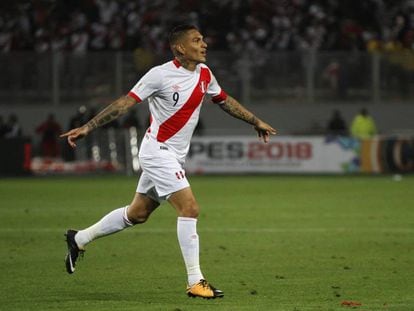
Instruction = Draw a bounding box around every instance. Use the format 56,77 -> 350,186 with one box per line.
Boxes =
169,24 -> 198,45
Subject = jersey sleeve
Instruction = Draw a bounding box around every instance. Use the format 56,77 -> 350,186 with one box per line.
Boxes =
128,67 -> 162,103
207,69 -> 227,104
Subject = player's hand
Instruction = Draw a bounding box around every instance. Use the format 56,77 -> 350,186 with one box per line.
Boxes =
254,121 -> 277,143
60,126 -> 89,148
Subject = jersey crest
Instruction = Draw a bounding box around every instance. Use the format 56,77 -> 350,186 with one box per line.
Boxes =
200,81 -> 206,94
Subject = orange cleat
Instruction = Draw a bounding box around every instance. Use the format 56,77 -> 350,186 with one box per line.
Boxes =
186,279 -> 224,299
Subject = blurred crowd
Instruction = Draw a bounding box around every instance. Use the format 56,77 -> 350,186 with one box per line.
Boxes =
0,106 -> 144,159
1,0 -> 414,54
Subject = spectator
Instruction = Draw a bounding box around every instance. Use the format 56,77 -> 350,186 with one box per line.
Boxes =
89,21 -> 108,51
96,0 -> 119,25
4,114 -> 23,138
2,1 -> 414,53
36,113 -> 62,158
69,106 -> 87,129
68,22 -> 89,90
107,18 -> 125,50
350,108 -> 377,139
326,109 -> 347,136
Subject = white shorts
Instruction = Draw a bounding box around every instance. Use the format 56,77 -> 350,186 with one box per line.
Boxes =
136,135 -> 189,202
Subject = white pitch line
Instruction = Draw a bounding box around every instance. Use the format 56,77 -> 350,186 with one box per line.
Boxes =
0,227 -> 413,233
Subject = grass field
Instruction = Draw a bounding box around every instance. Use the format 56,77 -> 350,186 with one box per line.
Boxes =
0,175 -> 413,311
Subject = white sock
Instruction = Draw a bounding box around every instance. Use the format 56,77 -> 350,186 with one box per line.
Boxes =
75,206 -> 133,248
177,217 -> 204,286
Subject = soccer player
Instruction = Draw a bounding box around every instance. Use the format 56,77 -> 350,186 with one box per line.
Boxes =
61,24 -> 276,299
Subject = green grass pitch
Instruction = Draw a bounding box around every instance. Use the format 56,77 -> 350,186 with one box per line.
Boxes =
0,175 -> 413,311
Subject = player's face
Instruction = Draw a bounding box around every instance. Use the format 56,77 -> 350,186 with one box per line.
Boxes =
181,29 -> 208,64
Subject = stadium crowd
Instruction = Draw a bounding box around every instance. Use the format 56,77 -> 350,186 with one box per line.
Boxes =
1,0 -> 414,54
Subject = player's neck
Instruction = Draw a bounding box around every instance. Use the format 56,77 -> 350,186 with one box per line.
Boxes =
176,57 -> 197,71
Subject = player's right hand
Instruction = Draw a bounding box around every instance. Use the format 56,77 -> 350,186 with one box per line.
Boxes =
60,126 -> 89,148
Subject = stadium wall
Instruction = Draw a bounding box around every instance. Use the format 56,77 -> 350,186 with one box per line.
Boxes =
23,134 -> 414,175
2,102 -> 414,139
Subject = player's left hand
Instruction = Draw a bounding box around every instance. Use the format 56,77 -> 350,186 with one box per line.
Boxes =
254,121 -> 277,143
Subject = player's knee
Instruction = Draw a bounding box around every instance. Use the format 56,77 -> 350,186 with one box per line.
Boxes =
181,201 -> 199,218
129,213 -> 149,224
127,209 -> 150,224
185,209 -> 199,218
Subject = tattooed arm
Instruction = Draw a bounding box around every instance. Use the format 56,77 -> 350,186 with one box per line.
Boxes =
219,95 -> 277,143
86,96 -> 135,131
61,96 -> 136,148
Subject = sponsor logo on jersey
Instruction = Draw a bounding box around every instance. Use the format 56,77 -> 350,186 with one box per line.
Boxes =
172,84 -> 180,92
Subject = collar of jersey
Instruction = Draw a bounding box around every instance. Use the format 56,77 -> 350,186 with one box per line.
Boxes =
173,58 -> 182,68
173,58 -> 199,73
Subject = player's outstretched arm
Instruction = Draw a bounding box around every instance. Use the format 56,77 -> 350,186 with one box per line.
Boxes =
219,95 -> 277,143
60,95 -> 136,148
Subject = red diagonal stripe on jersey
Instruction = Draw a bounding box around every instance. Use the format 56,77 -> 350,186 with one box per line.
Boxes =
157,67 -> 211,142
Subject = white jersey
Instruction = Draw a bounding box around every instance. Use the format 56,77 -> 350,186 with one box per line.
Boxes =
128,59 -> 227,162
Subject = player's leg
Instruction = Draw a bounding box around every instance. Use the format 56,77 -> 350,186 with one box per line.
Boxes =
168,187 -> 223,299
168,187 -> 202,284
65,172 -> 160,274
126,192 -> 160,224
139,150 -> 223,298
73,192 -> 159,248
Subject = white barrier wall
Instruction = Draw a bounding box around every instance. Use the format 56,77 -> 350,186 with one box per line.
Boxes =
185,136 -> 359,174
24,133 -> 414,175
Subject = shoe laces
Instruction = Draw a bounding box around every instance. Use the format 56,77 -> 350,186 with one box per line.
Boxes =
199,280 -> 210,289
